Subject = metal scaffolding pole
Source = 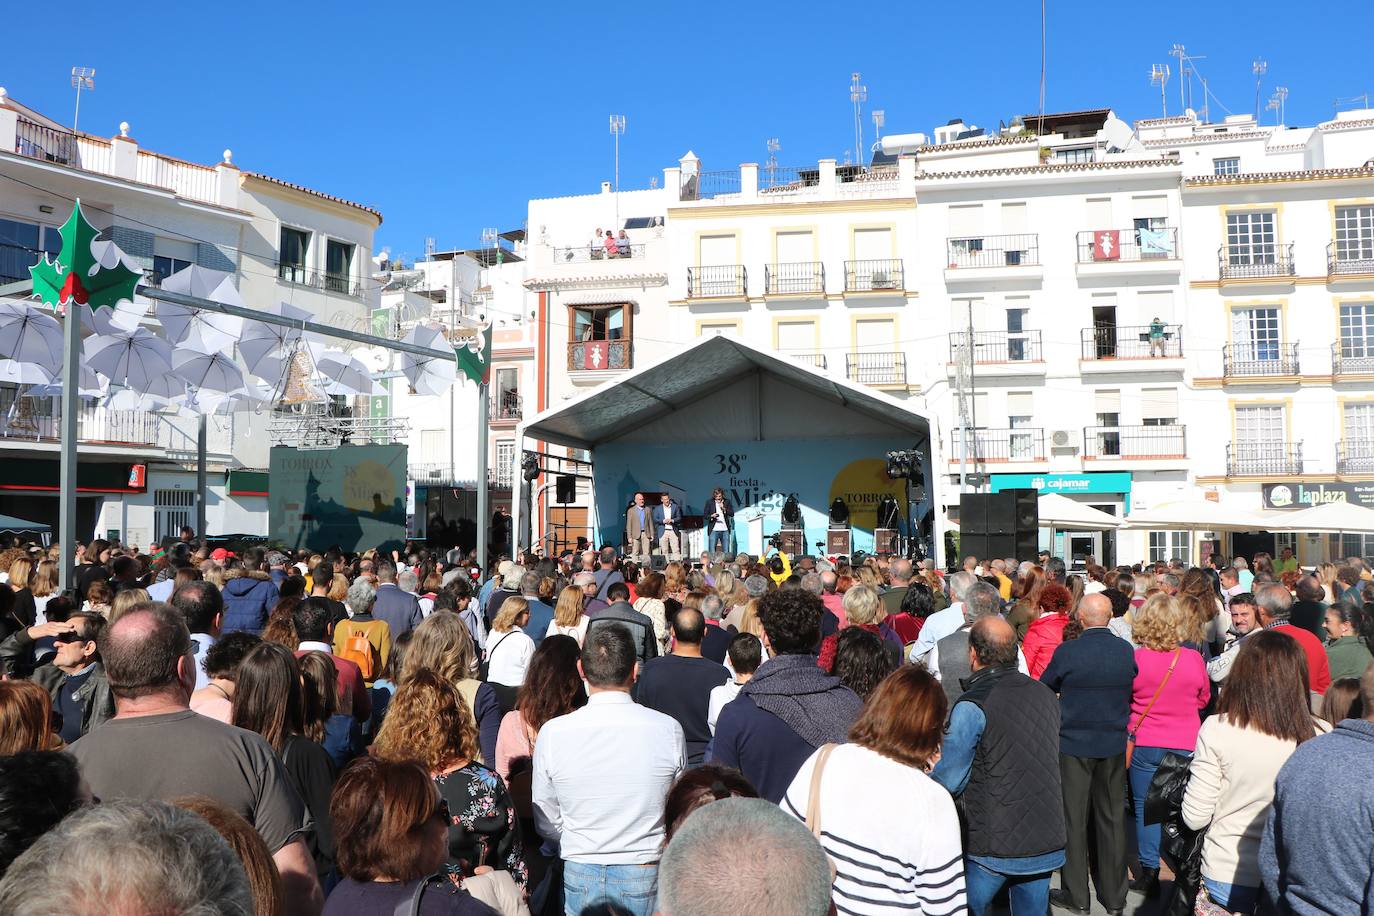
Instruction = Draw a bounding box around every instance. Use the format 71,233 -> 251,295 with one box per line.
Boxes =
57,304 -> 82,591
475,382 -> 490,567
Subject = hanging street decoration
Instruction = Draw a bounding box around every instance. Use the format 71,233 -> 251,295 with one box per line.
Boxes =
29,199 -> 142,311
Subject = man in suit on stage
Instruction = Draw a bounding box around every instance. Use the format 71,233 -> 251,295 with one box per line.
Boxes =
654,493 -> 684,563
626,492 -> 654,564
703,487 -> 733,559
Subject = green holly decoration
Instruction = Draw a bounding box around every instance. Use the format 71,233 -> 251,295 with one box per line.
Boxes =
29,199 -> 141,311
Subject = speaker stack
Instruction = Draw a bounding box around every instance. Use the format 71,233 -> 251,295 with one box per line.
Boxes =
958,489 -> 1039,561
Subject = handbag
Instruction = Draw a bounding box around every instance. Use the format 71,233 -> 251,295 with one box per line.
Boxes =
804,743 -> 839,880
1126,648 -> 1180,766
1144,749 -> 1205,916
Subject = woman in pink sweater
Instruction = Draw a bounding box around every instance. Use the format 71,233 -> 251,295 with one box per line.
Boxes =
1127,594 -> 1210,897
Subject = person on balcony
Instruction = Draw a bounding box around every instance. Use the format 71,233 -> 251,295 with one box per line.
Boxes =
591,228 -> 605,259
1148,317 -> 1167,357
616,230 -> 632,257
603,228 -> 619,258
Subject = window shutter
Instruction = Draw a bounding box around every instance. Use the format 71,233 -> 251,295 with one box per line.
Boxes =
1085,197 -> 1113,228
1001,202 -> 1029,235
1006,391 -> 1034,417
1131,195 -> 1169,220
1141,388 -> 1178,420
949,205 -> 983,237
1095,390 -> 1122,415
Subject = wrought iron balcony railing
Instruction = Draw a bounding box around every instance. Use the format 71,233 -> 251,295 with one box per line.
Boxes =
1327,241 -> 1374,277
1083,424 -> 1187,459
946,234 -> 1040,269
1337,439 -> 1374,475
845,352 -> 906,386
844,259 -> 904,292
949,330 -> 1043,364
764,261 -> 824,295
1332,341 -> 1374,376
1081,324 -> 1183,359
1218,243 -> 1296,280
1076,227 -> 1179,262
1226,441 -> 1303,476
950,427 -> 1047,463
687,265 -> 747,298
1222,343 -> 1299,377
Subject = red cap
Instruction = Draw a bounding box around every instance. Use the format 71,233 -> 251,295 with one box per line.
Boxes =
210,548 -> 236,561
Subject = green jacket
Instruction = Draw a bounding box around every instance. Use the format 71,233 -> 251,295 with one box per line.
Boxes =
1326,636 -> 1374,682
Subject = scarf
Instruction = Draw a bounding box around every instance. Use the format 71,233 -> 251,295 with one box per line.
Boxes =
741,654 -> 863,749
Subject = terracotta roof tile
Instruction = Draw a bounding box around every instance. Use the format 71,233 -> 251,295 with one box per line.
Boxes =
914,158 -> 1177,180
246,172 -> 383,222
1185,165 -> 1374,186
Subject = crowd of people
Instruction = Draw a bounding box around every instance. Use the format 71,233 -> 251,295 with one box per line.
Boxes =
1,533 -> 1373,916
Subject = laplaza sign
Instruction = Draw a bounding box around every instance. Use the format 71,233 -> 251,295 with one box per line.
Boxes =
1263,481 -> 1374,510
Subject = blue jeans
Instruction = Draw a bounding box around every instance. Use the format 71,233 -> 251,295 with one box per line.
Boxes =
1203,877 -> 1260,914
710,530 -> 730,556
965,859 -> 1053,916
563,862 -> 658,916
1129,745 -> 1191,869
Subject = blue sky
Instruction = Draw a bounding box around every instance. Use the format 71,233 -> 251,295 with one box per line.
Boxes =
6,0 -> 1371,261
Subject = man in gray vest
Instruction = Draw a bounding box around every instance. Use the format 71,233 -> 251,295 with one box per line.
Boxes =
929,582 -> 1026,709
932,616 -> 1066,916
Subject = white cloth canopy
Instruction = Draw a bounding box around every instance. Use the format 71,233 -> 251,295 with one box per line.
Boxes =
1271,501 -> 1374,533
1037,493 -> 1123,531
1124,499 -> 1271,531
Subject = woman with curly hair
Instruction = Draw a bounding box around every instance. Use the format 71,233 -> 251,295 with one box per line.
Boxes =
1126,593 -> 1210,897
373,669 -> 527,892
403,611 -> 502,766
494,634 -> 587,784
832,627 -> 898,701
260,595 -> 303,649
1023,582 -> 1074,678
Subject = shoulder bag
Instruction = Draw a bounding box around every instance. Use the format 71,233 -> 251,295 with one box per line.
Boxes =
804,743 -> 839,881
1126,648 -> 1180,766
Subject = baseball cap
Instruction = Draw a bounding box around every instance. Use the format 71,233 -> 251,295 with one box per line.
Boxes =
210,548 -> 236,561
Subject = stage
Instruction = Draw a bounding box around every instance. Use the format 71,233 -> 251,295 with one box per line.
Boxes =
515,336 -> 941,563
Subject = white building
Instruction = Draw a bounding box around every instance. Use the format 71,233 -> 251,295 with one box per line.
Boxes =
507,104 -> 1374,567
0,87 -> 382,546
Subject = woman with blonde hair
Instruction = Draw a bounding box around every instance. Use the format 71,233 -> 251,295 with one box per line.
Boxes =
1179,567 -> 1227,647
546,585 -> 590,645
1126,593 -> 1211,896
486,596 -> 535,688
663,562 -> 689,603
109,588 -> 150,623
633,571 -> 670,654
7,556 -> 36,629
29,560 -> 59,624
403,610 -> 502,765
327,573 -> 350,603
818,584 -> 902,671
373,669 -> 527,892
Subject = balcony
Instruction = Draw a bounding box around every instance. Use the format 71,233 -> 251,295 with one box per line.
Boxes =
950,427 -> 1047,464
1333,342 -> 1374,377
845,352 -> 906,387
1075,228 -> 1181,278
1222,343 -> 1300,378
0,394 -> 160,448
567,339 -> 632,372
408,463 -> 509,489
1083,425 -> 1187,460
1081,324 -> 1183,360
1227,441 -> 1303,477
552,243 -> 645,262
13,117 -> 77,166
844,259 -> 904,293
687,265 -> 747,299
764,262 -> 824,296
276,262 -> 366,298
1218,243 -> 1296,282
789,352 -> 828,371
1328,242 -> 1374,279
949,330 -> 1044,364
491,390 -> 522,422
945,234 -> 1042,286
1337,440 -> 1374,475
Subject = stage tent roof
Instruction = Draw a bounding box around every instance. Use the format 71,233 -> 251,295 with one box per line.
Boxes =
518,336 -> 933,452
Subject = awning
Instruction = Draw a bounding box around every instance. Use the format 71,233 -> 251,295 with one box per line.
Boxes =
0,513 -> 51,535
1037,493 -> 1122,531
518,335 -> 932,452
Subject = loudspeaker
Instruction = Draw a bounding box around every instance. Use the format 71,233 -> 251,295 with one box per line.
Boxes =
651,555 -> 667,571
960,489 -> 1038,561
555,476 -> 576,504
873,528 -> 899,556
778,530 -> 805,556
826,529 -> 851,556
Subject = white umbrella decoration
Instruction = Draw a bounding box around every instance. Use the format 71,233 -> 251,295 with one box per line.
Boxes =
172,349 -> 248,400
158,266 -> 246,354
237,301 -> 315,377
84,327 -> 185,401
0,359 -> 54,386
23,362 -> 106,399
401,323 -> 456,397
0,303 -> 64,371
315,349 -> 379,397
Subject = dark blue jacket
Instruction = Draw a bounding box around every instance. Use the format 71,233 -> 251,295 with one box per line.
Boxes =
372,583 -> 422,639
221,573 -> 279,635
522,598 -> 555,647
1039,627 -> 1136,758
708,693 -> 816,803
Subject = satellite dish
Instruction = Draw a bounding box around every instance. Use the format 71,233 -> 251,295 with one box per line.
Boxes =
1101,116 -> 1140,153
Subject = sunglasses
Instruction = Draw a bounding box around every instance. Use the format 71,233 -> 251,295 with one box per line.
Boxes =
53,631 -> 89,645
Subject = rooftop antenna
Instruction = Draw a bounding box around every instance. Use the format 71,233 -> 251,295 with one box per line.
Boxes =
424,236 -> 436,258
70,67 -> 95,132
1269,86 -> 1289,126
871,109 -> 885,144
849,73 -> 867,169
1252,59 -> 1268,120
609,114 -> 626,227
1150,64 -> 1171,118
1333,93 -> 1370,112
765,138 -> 780,187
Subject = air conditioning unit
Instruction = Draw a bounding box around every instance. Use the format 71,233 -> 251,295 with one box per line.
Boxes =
1051,430 -> 1074,447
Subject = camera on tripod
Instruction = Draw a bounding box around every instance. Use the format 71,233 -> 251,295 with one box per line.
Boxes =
767,531 -> 784,551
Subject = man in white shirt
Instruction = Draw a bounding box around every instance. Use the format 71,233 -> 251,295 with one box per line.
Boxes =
169,581 -> 222,691
908,570 -> 976,666
533,623 -> 685,916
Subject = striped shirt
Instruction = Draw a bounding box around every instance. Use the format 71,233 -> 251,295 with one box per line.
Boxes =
783,743 -> 966,916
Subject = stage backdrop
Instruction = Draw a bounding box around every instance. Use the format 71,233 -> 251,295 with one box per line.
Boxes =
269,445 -> 408,554
593,436 -> 911,555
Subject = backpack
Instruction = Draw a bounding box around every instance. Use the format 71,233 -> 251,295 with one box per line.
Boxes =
339,623 -> 379,680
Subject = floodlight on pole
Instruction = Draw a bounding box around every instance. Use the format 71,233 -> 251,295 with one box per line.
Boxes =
609,114 -> 626,228
70,67 -> 95,132
1150,64 -> 1171,118
849,73 -> 867,170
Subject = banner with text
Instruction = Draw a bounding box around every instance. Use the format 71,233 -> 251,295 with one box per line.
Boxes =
269,445 -> 408,553
1263,481 -> 1374,510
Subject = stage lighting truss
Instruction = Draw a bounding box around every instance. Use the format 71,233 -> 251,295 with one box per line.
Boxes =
885,449 -> 923,480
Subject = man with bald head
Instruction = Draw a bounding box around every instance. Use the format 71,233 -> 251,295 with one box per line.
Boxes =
1040,593 -> 1136,916
933,616 -> 1067,915
70,603 -> 323,915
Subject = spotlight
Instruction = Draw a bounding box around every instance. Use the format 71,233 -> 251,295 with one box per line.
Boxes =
877,495 -> 900,528
520,451 -> 540,482
782,494 -> 801,526
828,498 -> 849,527
885,448 -> 923,480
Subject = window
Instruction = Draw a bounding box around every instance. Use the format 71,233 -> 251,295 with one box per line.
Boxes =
495,440 -> 515,487
1330,533 -> 1374,559
697,322 -> 738,338
495,368 -> 520,420
1335,205 -> 1374,263
1231,307 -> 1280,362
1226,211 -> 1276,264
1095,390 -> 1121,456
1235,404 -> 1285,443
278,227 -> 310,283
325,239 -> 355,294
1149,531 -> 1190,564
1141,388 -> 1179,425
1340,302 -> 1374,360
570,305 -> 626,343
419,429 -> 447,464
151,255 -> 191,284
1006,307 -> 1030,360
1346,402 -> 1374,443
776,319 -> 817,354
1007,392 -> 1034,459
854,318 -> 895,352
0,218 -> 60,284
1055,147 -> 1094,164
153,489 -> 196,544
1213,157 -> 1240,176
